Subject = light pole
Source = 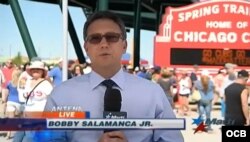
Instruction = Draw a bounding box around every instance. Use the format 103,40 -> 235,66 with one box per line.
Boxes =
9,44 -> 12,58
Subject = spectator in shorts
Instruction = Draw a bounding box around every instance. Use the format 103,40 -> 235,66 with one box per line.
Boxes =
5,69 -> 22,139
1,59 -> 15,114
212,68 -> 225,106
178,70 -> 192,115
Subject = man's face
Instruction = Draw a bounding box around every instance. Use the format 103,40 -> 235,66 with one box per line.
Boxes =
6,60 -> 13,68
194,67 -> 199,72
226,67 -> 235,74
84,19 -> 127,69
30,68 -> 44,78
58,61 -> 63,68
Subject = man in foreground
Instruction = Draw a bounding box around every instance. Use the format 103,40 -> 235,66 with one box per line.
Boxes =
44,11 -> 184,142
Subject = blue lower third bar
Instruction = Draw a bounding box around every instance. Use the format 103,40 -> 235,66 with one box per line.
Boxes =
0,118 -> 47,131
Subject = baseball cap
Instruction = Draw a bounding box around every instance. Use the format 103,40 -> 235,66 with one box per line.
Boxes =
193,64 -> 199,68
237,70 -> 249,78
224,63 -> 237,69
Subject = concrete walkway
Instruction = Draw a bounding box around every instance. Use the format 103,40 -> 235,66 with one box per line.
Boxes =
179,110 -> 222,142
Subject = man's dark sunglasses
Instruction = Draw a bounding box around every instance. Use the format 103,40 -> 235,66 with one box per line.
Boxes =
86,32 -> 123,44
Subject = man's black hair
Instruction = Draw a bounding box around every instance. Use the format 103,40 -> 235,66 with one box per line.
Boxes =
83,11 -> 127,40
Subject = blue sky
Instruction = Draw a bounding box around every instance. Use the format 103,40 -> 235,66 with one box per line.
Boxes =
0,0 -> 155,64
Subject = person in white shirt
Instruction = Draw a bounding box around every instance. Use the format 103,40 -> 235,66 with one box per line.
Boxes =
23,60 -> 53,113
17,62 -> 32,103
220,63 -> 237,117
178,70 -> 192,115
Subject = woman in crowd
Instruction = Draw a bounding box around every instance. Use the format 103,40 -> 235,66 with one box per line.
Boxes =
14,60 -> 53,142
23,60 -> 53,114
212,68 -> 225,106
5,69 -> 22,139
17,62 -> 31,103
72,64 -> 84,77
194,70 -> 214,131
157,68 -> 176,109
178,70 -> 192,115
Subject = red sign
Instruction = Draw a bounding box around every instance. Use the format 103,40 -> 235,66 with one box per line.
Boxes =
154,0 -> 250,67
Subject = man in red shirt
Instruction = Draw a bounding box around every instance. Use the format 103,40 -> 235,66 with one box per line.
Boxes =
1,59 -> 15,114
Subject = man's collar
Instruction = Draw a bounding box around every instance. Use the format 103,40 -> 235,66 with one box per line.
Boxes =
89,68 -> 125,90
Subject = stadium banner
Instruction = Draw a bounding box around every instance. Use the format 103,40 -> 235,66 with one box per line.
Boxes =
154,0 -> 250,68
0,118 -> 185,131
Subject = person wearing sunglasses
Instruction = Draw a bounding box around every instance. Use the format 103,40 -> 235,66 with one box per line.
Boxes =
44,11 -> 183,142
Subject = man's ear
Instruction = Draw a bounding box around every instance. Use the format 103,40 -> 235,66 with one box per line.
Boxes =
123,41 -> 127,54
84,42 -> 88,52
84,43 -> 90,58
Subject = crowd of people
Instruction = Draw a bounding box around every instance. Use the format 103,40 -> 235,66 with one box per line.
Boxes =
0,10 -> 249,141
129,63 -> 249,129
1,56 -> 249,140
0,58 -> 90,140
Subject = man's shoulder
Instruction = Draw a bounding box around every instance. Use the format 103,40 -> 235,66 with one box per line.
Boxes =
225,82 -> 236,89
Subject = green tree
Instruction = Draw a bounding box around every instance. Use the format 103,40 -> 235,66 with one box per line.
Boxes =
12,52 -> 23,66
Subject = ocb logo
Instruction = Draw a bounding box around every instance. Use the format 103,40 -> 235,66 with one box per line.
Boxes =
226,130 -> 246,137
222,126 -> 249,142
